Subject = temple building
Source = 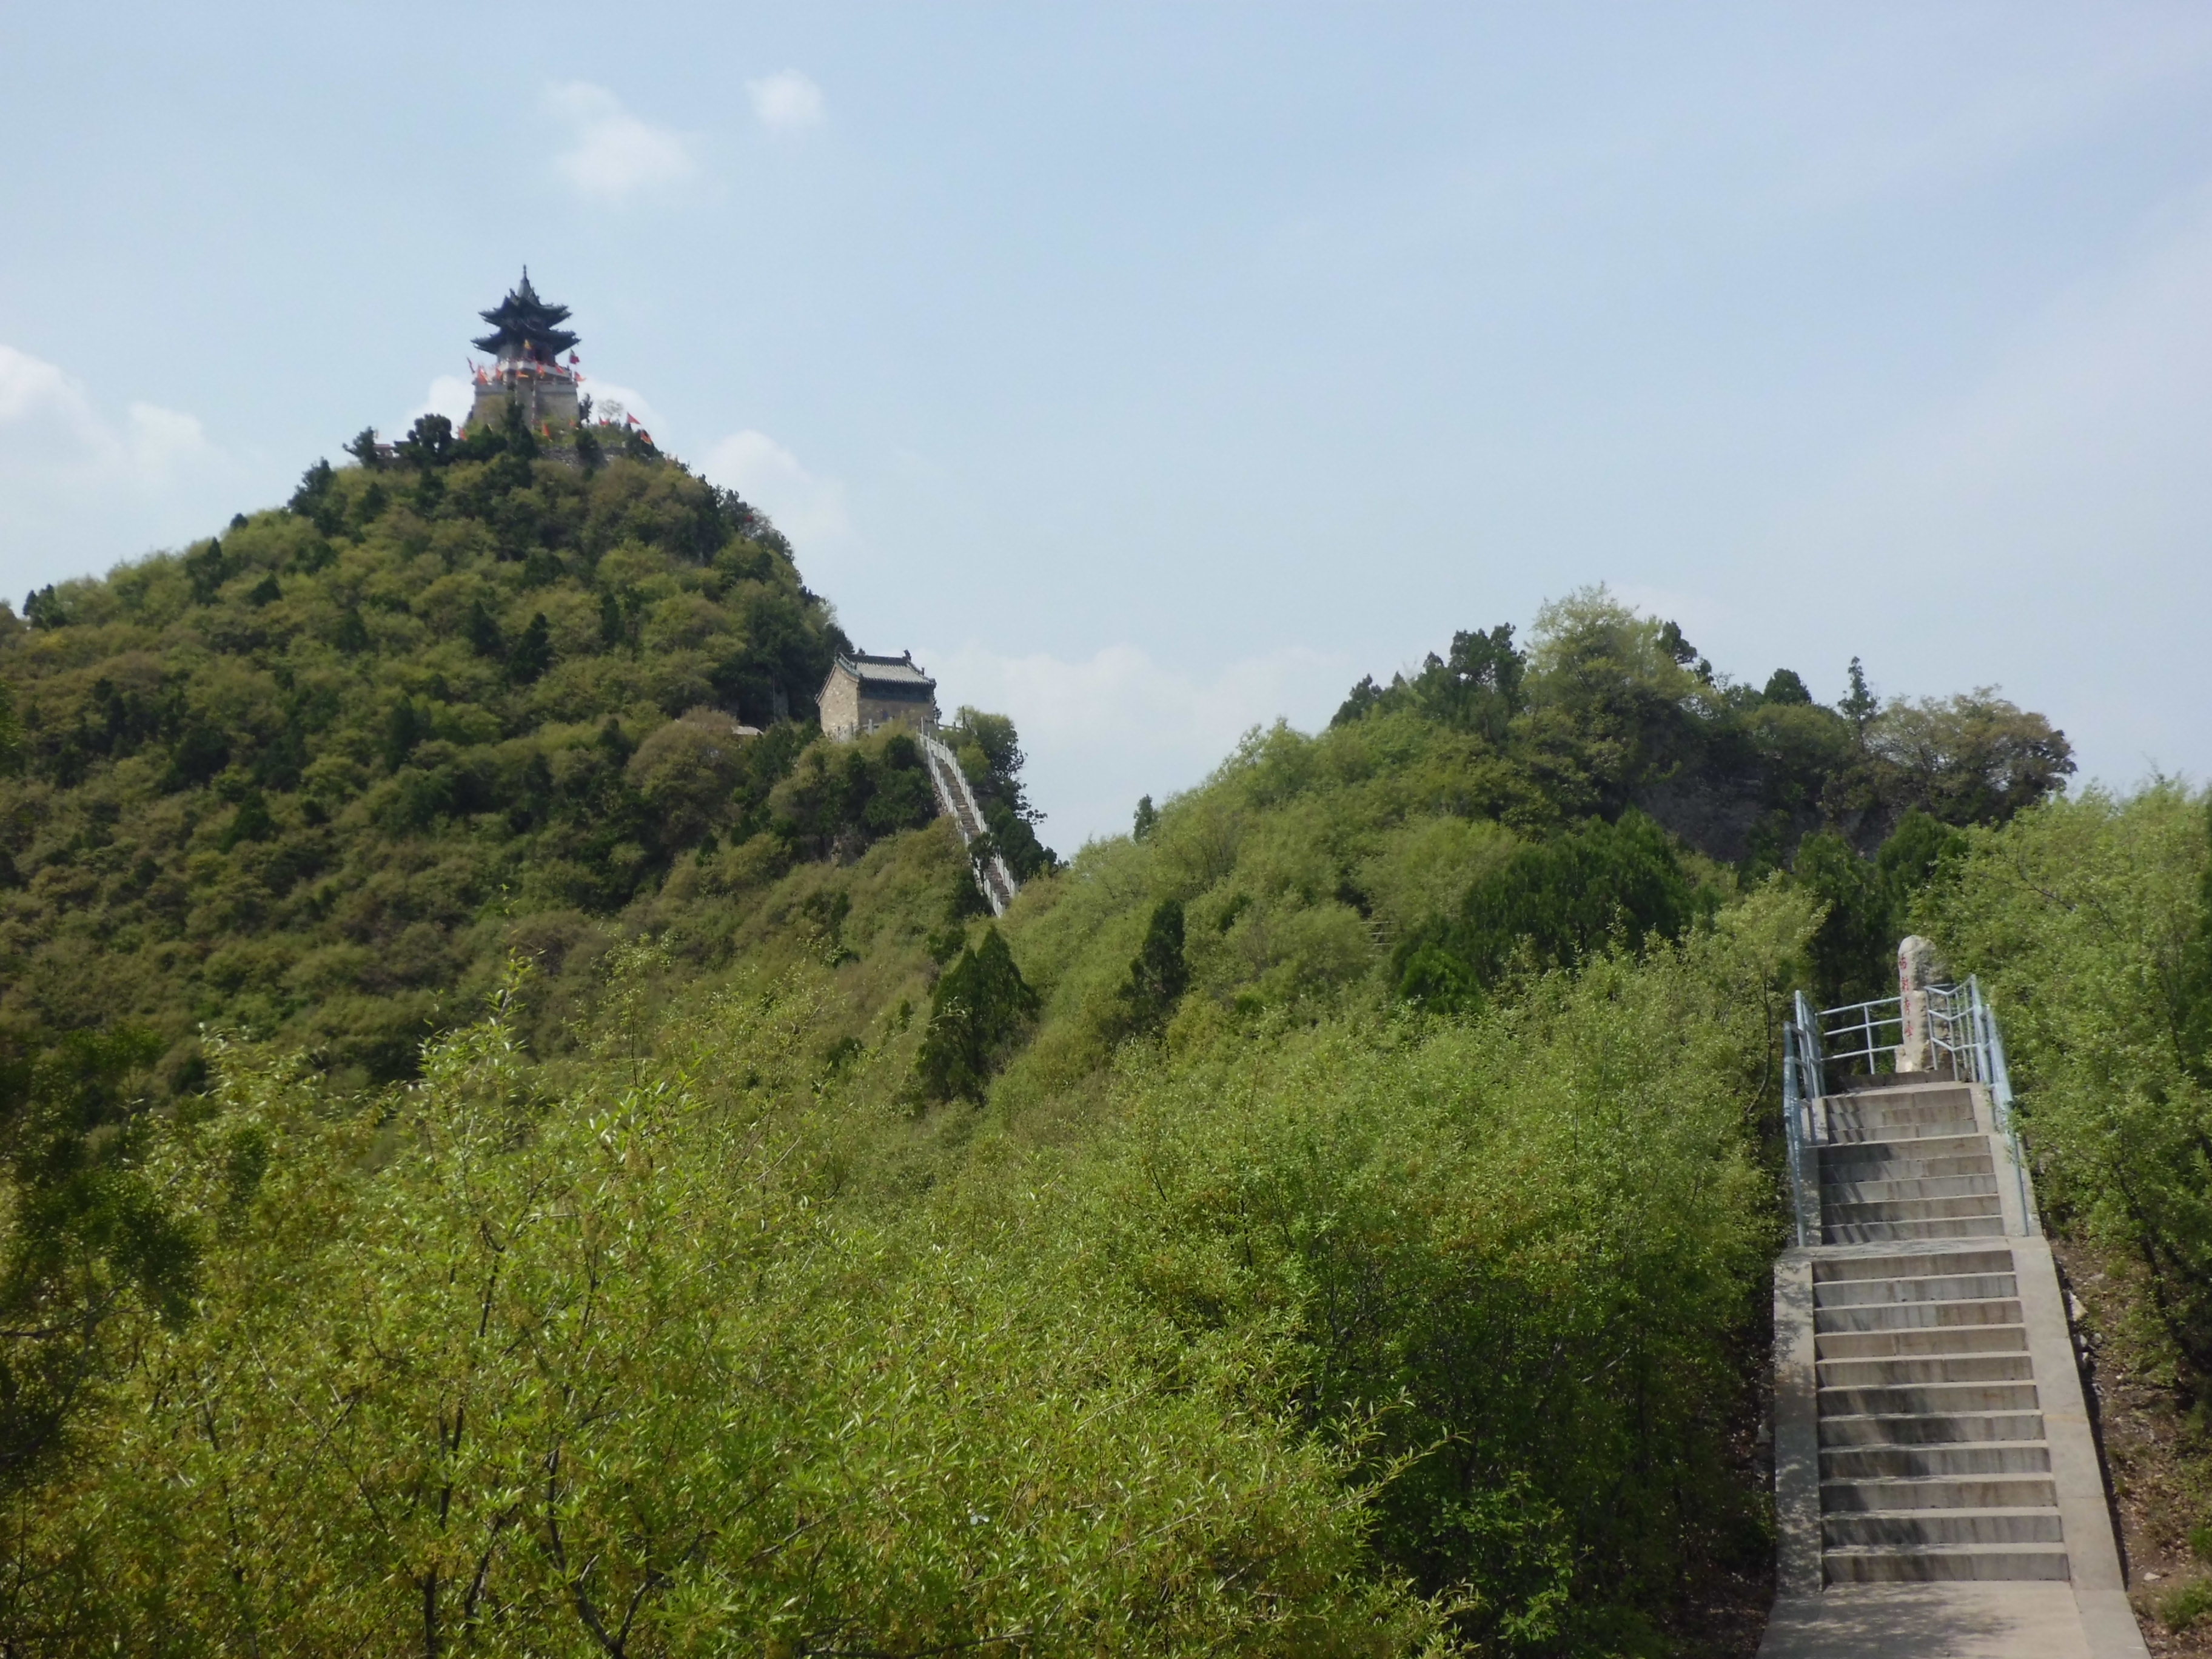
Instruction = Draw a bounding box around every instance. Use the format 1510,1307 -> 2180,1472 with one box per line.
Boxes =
466,270 -> 583,434
819,652 -> 940,740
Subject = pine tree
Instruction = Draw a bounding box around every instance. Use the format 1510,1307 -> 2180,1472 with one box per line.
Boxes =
914,928 -> 1038,1104
1842,657 -> 1879,735
466,598 -> 504,659
1112,899 -> 1188,1038
508,614 -> 553,685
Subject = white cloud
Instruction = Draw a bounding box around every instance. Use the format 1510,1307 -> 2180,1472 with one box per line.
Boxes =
921,642 -> 1350,850
746,69 -> 825,135
700,429 -> 849,544
0,343 -> 218,486
578,379 -> 665,436
545,81 -> 696,201
0,343 -> 251,603
402,374 -> 475,433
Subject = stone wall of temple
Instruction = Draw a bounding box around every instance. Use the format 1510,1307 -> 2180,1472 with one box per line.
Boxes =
466,370 -> 581,434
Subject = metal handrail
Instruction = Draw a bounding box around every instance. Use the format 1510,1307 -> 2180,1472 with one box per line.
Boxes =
1968,976 -> 2037,1235
1781,973 -> 2036,1239
1781,991 -> 1822,1247
1815,994 -> 1905,1074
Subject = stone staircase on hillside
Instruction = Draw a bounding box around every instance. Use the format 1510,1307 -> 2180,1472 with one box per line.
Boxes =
1813,1244 -> 2063,1584
920,733 -> 1019,916
1763,1069 -> 2151,1658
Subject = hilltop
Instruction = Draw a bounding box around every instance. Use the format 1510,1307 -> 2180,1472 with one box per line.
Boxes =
0,408 -> 1052,1091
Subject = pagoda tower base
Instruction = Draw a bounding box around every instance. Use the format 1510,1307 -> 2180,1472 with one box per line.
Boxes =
466,364 -> 581,435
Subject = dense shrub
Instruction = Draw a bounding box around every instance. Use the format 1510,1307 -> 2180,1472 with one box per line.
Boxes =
1393,809 -> 1696,1007
1926,785 -> 2212,1373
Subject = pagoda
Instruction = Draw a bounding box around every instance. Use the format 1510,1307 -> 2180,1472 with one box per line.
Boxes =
464,269 -> 584,434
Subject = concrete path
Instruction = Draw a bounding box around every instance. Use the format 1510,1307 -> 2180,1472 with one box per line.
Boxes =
1760,1079 -> 2149,1659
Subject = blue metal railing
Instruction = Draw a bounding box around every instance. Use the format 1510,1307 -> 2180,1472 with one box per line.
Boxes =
1781,991 -> 1823,1247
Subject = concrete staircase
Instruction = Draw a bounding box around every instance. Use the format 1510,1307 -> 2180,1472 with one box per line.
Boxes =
1818,1084 -> 2004,1245
920,734 -> 1019,916
1763,1077 -> 2150,1658
1813,1247 -> 2064,1584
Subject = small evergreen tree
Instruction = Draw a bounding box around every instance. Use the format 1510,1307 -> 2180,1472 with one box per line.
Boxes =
1842,657 -> 1879,735
1395,810 -> 1695,1006
1762,668 -> 1814,705
508,613 -> 553,684
466,598 -> 504,659
1111,899 -> 1188,1039
914,928 -> 1038,1104
383,699 -> 426,772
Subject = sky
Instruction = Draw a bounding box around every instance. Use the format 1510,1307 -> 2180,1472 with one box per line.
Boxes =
5,4 -> 2211,851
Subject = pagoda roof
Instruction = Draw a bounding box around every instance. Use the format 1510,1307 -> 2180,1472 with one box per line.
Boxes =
472,269 -> 579,364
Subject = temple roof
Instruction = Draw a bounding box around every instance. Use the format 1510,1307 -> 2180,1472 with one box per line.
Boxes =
472,269 -> 579,364
834,652 -> 937,692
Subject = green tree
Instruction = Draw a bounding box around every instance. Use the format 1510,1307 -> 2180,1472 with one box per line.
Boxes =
1111,899 -> 1188,1039
464,596 -> 503,658
1131,793 -> 1158,842
1763,668 -> 1814,705
1868,689 -> 2075,825
506,611 -> 552,684
1396,809 -> 1696,1005
1842,657 -> 1879,734
915,928 -> 1039,1103
0,1026 -> 192,1494
1926,785 -> 2212,1372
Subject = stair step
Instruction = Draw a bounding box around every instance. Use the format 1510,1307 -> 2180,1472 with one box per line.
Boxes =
1822,1443 -> 2051,1480
1821,1175 -> 2002,1203
1824,1116 -> 1982,1141
1814,1272 -> 2017,1307
1818,1410 -> 2045,1446
1823,1218 -> 2008,1242
1820,1133 -> 1994,1161
1822,1476 -> 2059,1510
1823,1507 -> 2065,1547
1841,1085 -> 1976,1113
1813,1248 -> 2014,1281
1823,1196 -> 2003,1223
1818,1381 -> 2041,1416
1818,1353 -> 2034,1386
1822,1543 -> 2071,1583
1815,1324 -> 2029,1359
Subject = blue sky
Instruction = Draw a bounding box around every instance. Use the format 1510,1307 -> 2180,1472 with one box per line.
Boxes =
5,4 -> 2211,848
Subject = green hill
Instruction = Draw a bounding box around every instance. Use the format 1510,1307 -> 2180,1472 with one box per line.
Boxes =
0,406 -> 2117,1655
0,412 -> 1054,1091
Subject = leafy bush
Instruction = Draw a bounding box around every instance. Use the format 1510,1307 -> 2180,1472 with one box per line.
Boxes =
0,973 -> 1435,1655
2158,1577 -> 2212,1633
1926,785 -> 2212,1372
1394,809 -> 1696,1007
1085,888 -> 1811,1651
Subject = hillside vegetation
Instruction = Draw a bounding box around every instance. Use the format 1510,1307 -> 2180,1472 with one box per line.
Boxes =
1920,785 -> 2212,1632
0,413 -> 1047,1091
0,415 -> 2099,1656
